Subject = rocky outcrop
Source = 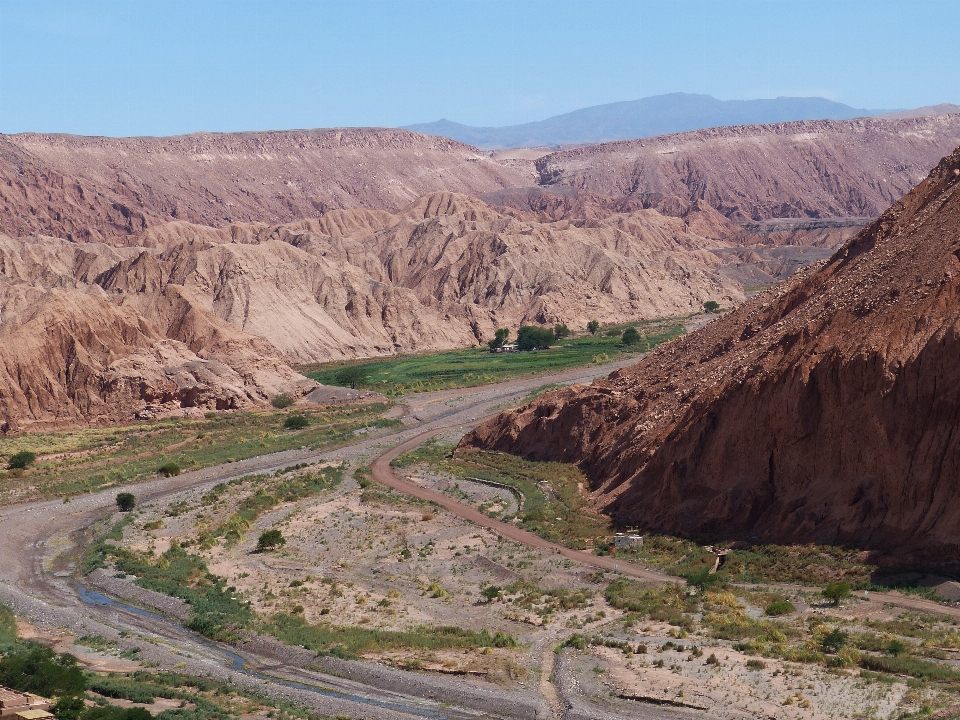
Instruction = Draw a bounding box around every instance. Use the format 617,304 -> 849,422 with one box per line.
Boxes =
462,146 -> 960,569
535,115 -> 960,223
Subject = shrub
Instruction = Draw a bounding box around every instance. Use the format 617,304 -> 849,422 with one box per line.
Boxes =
480,586 -> 502,603
256,529 -> 286,552
621,327 -> 641,345
746,659 -> 766,670
157,462 -> 181,477
51,695 -> 85,720
334,366 -> 369,389
821,628 -> 849,653
516,325 -> 555,351
822,581 -> 851,606
587,320 -> 600,335
886,639 -> 906,656
553,323 -> 570,339
115,493 -> 136,512
270,394 -> 294,409
283,414 -> 309,430
703,300 -> 721,313
7,451 -> 37,470
765,600 -> 796,616
0,645 -> 86,697
706,653 -> 719,665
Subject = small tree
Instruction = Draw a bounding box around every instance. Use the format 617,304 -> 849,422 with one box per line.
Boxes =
7,451 -> 36,470
822,581 -> 851,606
284,414 -> 309,430
703,300 -> 721,313
820,628 -> 848,654
51,695 -> 85,720
553,323 -> 570,340
886,639 -> 906,656
256,529 -> 286,552
115,493 -> 136,512
487,328 -> 510,350
270,393 -> 294,409
335,366 -> 369,390
587,320 -> 600,335
621,327 -> 642,345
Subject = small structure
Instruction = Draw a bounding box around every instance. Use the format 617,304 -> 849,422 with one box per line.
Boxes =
614,533 -> 643,549
0,688 -> 52,720
493,344 -> 518,353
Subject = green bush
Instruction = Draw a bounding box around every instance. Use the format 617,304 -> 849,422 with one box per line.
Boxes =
51,695 -> 85,720
157,462 -> 181,477
621,327 -> 641,345
115,493 -> 136,512
703,300 -> 721,313
553,323 -> 570,339
487,328 -> 510,350
270,394 -> 294,409
256,529 -> 286,552
764,600 -> 795,616
860,653 -> 960,681
283,414 -> 309,430
587,320 -> 600,335
7,451 -> 36,470
334,366 -> 370,389
886,638 -> 906,656
821,628 -> 848,653
822,581 -> 851,605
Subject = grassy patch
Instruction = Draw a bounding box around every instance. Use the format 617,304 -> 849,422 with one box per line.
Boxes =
300,318 -> 685,396
0,603 -> 18,649
394,445 -> 610,549
605,580 -> 697,631
0,404 -> 396,506
859,654 -> 960,682
265,612 -> 515,658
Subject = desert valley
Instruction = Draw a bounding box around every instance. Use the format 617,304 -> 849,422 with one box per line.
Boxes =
2,56 -> 960,720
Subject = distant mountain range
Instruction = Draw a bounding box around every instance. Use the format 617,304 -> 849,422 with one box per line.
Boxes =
404,93 -> 959,149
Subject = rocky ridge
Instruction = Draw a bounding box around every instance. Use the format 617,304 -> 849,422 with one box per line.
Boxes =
463,146 -> 960,569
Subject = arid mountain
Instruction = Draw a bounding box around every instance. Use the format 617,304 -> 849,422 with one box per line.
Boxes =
535,114 -> 960,222
463,146 -> 960,569
0,129 -> 527,243
405,93 -> 883,149
0,192 -> 748,428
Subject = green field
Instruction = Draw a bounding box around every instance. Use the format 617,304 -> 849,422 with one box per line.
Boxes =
300,317 -> 686,396
0,404 -> 397,505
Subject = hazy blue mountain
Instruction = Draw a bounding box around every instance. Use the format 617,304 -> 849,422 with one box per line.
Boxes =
404,93 -> 889,149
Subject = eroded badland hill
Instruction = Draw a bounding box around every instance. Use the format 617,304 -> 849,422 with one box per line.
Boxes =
464,144 -> 960,570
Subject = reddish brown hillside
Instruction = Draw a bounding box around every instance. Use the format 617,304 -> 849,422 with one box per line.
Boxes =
0,129 -> 527,242
536,115 -> 960,222
463,146 -> 960,569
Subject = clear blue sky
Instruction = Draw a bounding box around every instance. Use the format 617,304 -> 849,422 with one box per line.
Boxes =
1,0 -> 958,137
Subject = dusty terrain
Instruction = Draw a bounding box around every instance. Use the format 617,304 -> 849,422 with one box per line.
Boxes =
465,145 -> 960,570
535,114 -> 960,222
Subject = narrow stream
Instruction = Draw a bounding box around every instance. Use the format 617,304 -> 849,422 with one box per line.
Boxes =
75,581 -> 448,719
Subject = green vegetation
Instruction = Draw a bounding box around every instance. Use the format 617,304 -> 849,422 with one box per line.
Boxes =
553,323 -> 570,339
859,654 -> 960,682
764,600 -> 796,616
6,451 -> 36,470
587,320 -> 600,335
301,317 -> 685,396
0,603 -> 18,649
0,644 -> 86,698
823,581 -> 851,605
282,414 -> 309,430
157,463 -> 181,478
255,530 -> 286,552
821,628 -> 848,653
703,300 -> 721,313
516,325 -> 555,350
0,403 -> 395,504
269,394 -> 294,409
266,613 -> 515,658
621,327 -> 641,345
392,443 -> 610,548
115,493 -> 136,512
605,580 -> 697,632
334,366 -> 369,390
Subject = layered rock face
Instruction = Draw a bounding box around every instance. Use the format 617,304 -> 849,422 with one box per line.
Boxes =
0,129 -> 528,242
463,146 -> 960,569
536,115 -> 960,222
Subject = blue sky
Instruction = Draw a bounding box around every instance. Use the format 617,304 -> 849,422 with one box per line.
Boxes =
1,0 -> 958,136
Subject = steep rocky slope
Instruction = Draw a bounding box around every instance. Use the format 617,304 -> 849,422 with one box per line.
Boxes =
0,129 -> 528,242
535,114 -> 960,223
463,147 -> 960,568
0,235 -> 314,430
